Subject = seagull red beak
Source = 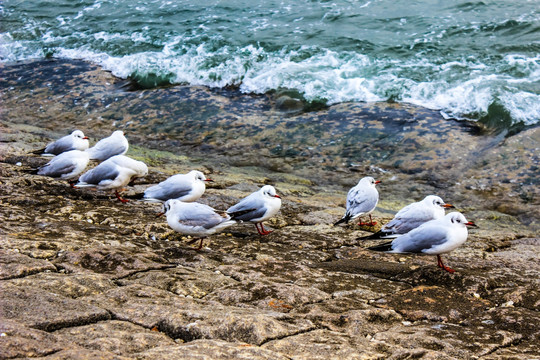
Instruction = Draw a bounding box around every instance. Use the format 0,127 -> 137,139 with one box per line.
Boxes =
83,136 -> 89,140
204,178 -> 214,182
274,195 -> 281,198
465,221 -> 478,228
375,180 -> 381,184
443,203 -> 455,208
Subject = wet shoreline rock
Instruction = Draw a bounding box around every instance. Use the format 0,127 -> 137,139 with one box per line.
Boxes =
0,59 -> 539,358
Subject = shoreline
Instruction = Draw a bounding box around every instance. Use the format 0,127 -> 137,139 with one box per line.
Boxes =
1,58 -> 538,227
1,58 -> 539,359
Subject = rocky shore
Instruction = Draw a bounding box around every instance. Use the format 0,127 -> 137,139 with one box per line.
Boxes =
1,59 -> 539,359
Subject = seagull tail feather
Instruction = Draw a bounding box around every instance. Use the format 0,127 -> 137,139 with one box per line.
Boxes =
357,231 -> 386,240
367,241 -> 394,252
22,168 -> 39,174
333,213 -> 351,226
29,148 -> 46,155
124,192 -> 145,200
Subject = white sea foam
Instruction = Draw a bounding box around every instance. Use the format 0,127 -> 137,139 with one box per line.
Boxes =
1,33 -> 538,126
500,92 -> 540,126
74,1 -> 102,20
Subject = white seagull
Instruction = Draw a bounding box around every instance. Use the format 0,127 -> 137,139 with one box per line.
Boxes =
226,185 -> 282,235
33,130 -> 89,156
368,212 -> 477,273
138,170 -> 213,202
159,199 -> 238,250
75,155 -> 148,202
33,150 -> 90,186
334,176 -> 380,227
85,130 -> 129,162
359,195 -> 454,240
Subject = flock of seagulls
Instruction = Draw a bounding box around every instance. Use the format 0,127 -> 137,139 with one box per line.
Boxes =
29,129 -> 477,272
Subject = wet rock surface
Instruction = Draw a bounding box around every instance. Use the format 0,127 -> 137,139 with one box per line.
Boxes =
0,59 -> 539,359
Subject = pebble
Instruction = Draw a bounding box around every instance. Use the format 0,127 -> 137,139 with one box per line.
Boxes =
501,300 -> 514,307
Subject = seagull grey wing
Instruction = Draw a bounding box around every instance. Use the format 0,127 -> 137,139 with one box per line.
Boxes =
346,187 -> 378,215
38,158 -> 76,177
201,213 -> 229,229
146,179 -> 193,201
44,136 -> 72,155
392,217 -> 432,234
391,224 -> 448,253
228,207 -> 267,222
177,203 -> 225,228
227,194 -> 266,221
88,138 -> 127,160
79,162 -> 120,185
227,192 -> 260,212
388,205 -> 438,234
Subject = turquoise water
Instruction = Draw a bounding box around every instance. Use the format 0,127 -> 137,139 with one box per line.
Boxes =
1,0 -> 539,128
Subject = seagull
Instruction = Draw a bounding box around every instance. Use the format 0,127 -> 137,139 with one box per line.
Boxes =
358,195 -> 454,240
85,130 -> 129,162
368,212 -> 477,273
334,176 -> 380,227
32,150 -> 90,187
158,199 -> 238,250
135,170 -> 213,202
32,130 -> 89,156
226,185 -> 282,235
75,155 -> 148,202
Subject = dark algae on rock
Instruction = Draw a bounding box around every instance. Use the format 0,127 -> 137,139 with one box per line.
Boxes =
1,59 -> 539,359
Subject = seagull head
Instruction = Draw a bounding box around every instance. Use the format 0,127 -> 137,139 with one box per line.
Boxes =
446,212 -> 478,228
158,199 -> 183,217
360,176 -> 381,187
260,185 -> 281,199
191,170 -> 213,183
425,195 -> 454,209
72,130 -> 89,140
133,160 -> 149,177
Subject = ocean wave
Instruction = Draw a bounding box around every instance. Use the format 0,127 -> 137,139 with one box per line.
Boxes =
2,0 -> 539,129
1,36 -> 538,127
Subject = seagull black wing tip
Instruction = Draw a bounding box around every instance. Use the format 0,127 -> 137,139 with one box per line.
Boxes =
367,241 -> 394,252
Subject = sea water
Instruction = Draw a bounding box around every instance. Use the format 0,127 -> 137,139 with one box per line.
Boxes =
1,0 -> 539,129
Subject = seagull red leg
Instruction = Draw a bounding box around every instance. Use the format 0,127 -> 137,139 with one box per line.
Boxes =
260,224 -> 272,235
437,255 -> 455,273
115,190 -> 129,203
255,223 -> 272,235
358,215 -> 377,226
